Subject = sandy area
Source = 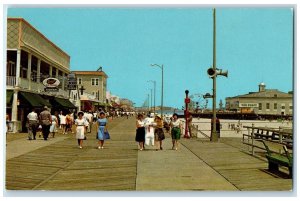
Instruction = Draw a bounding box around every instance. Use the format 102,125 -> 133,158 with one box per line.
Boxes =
180,118 -> 293,138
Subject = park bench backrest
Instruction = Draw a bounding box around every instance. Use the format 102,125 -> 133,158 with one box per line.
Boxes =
283,145 -> 292,164
260,140 -> 271,155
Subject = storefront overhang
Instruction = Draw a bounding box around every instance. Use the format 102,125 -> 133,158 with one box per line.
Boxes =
51,97 -> 76,109
6,90 -> 13,104
19,91 -> 52,107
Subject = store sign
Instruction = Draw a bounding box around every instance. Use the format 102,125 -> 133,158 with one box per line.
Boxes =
67,73 -> 77,90
43,78 -> 60,87
44,87 -> 59,92
239,103 -> 259,108
43,78 -> 60,92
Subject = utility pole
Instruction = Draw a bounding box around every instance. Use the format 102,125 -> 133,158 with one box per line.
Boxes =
211,8 -> 218,142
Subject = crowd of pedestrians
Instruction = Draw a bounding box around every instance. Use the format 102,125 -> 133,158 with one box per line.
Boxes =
25,106 -> 112,149
25,107 -> 184,152
135,113 -> 183,151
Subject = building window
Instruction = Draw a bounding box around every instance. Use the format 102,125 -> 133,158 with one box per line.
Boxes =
31,70 -> 37,82
259,103 -> 262,110
274,94 -> 278,98
281,105 -> 285,109
289,105 -> 293,110
77,78 -> 82,85
266,103 -> 270,110
274,103 -> 277,110
7,61 -> 16,76
91,78 -> 99,86
21,67 -> 27,78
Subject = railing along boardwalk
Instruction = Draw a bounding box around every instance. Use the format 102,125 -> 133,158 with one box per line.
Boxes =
243,125 -> 293,155
6,117 -> 138,190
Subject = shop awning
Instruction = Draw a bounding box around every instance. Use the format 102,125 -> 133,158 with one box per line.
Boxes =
19,92 -> 52,107
6,90 -> 13,104
52,97 -> 76,109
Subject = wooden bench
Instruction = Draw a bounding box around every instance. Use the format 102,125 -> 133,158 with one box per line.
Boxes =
260,140 -> 293,178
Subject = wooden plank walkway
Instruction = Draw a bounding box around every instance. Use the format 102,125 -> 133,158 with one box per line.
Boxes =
180,138 -> 293,191
5,117 -> 293,191
6,117 -> 138,190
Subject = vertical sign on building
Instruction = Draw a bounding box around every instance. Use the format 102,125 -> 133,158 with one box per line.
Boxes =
67,73 -> 77,90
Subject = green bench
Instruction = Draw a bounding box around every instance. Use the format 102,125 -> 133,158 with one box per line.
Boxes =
260,140 -> 293,178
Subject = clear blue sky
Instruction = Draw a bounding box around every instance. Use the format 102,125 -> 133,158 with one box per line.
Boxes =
7,7 -> 294,109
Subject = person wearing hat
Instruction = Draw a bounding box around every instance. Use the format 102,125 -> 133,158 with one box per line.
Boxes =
75,111 -> 89,149
154,115 -> 165,151
39,106 -> 52,140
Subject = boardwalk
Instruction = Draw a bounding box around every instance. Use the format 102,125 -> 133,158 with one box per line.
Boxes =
5,117 -> 293,192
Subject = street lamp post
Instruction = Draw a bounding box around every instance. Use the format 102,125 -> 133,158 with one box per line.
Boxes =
148,93 -> 150,112
150,88 -> 153,113
151,64 -> 164,118
148,80 -> 156,114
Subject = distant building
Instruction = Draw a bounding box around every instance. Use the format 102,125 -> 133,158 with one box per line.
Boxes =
72,70 -> 108,111
225,83 -> 293,115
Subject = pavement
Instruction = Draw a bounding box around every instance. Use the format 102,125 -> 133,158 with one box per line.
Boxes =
6,135 -> 69,160
136,138 -> 238,191
4,117 -> 292,192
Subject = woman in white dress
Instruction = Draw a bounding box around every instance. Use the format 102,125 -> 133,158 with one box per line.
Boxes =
59,111 -> 66,134
75,111 -> 88,149
50,114 -> 58,138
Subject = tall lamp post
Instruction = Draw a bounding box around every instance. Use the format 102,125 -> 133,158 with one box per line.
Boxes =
148,80 -> 156,114
151,64 -> 164,118
150,88 -> 153,113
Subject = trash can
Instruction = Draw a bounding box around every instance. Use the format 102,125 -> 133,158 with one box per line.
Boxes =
211,118 -> 220,138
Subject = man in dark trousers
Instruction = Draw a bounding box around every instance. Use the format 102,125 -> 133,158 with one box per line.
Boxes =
39,106 -> 52,140
27,108 -> 39,140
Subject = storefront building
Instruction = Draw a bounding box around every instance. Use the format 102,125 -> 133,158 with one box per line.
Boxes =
6,18 -> 76,132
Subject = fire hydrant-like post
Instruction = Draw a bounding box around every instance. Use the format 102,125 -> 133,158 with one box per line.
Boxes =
184,90 -> 190,138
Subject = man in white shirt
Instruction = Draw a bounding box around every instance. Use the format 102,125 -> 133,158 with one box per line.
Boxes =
84,111 -> 94,133
27,108 -> 39,140
144,114 -> 155,147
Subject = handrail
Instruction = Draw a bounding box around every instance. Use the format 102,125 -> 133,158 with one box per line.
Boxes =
242,124 -> 293,156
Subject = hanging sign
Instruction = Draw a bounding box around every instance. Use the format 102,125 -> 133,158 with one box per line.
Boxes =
43,77 -> 60,92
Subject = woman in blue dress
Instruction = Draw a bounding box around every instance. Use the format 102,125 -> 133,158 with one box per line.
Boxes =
96,112 -> 107,149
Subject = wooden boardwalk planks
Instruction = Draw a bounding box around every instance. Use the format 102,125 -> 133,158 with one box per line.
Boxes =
181,139 -> 293,191
6,117 -> 293,191
6,117 -> 138,191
